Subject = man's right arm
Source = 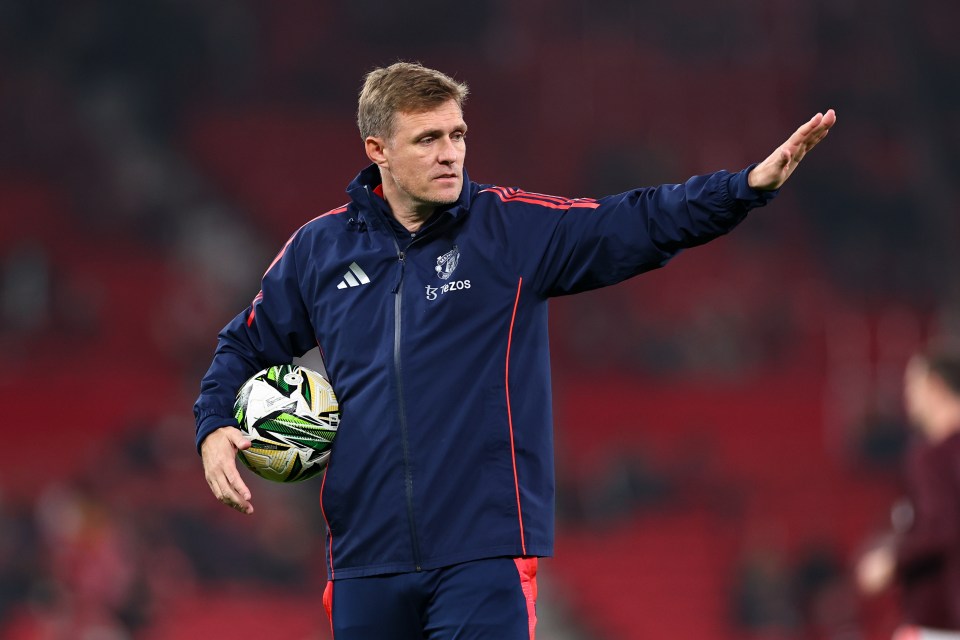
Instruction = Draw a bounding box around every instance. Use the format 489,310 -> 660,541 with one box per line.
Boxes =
193,230 -> 318,512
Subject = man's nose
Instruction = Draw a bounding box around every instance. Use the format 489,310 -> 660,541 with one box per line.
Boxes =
437,137 -> 457,163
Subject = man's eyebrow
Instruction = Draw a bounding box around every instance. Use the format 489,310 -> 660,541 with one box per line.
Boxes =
413,124 -> 468,139
415,128 -> 443,139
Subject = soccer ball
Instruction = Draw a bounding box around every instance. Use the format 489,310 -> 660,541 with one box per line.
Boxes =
233,364 -> 339,482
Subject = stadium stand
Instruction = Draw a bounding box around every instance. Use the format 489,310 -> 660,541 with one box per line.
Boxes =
4,1 -> 957,637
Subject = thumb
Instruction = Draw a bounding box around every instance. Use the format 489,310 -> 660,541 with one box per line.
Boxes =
230,429 -> 252,451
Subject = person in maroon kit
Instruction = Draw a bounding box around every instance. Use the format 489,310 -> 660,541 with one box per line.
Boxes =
857,347 -> 960,639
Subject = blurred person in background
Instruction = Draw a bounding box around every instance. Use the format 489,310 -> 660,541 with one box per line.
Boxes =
194,61 -> 836,639
857,347 -> 960,638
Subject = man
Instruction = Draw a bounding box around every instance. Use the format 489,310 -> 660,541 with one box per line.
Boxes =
857,349 -> 960,639
194,62 -> 835,638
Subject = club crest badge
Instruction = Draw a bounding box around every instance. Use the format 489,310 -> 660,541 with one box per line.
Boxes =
435,246 -> 460,280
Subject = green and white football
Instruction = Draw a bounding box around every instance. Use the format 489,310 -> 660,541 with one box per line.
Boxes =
233,364 -> 339,482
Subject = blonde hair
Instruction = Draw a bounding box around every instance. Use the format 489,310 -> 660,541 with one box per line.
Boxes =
357,62 -> 469,140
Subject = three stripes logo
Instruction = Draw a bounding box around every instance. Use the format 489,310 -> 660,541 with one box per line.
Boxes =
336,262 -> 371,289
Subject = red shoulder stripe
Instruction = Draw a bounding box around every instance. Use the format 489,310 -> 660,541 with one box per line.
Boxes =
247,204 -> 349,326
503,187 -> 569,205
261,204 -> 349,278
480,187 -> 599,210
246,291 -> 264,326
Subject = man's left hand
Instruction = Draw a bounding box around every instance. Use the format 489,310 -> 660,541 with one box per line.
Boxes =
748,109 -> 837,191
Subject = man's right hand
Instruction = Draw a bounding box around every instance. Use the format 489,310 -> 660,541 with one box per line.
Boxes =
201,426 -> 255,515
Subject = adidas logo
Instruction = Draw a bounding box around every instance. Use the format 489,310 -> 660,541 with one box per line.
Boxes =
337,262 -> 371,289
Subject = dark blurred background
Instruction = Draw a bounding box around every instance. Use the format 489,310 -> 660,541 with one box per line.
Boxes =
1,0 -> 958,638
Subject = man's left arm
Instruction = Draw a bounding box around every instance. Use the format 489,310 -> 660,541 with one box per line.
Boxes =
522,110 -> 836,297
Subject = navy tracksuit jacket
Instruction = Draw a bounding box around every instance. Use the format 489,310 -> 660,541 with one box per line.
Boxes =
194,163 -> 776,580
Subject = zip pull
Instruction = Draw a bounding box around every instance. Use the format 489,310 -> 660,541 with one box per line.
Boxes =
392,251 -> 405,293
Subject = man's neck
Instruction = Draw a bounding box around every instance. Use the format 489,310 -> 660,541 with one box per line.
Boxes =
390,206 -> 435,234
375,178 -> 437,234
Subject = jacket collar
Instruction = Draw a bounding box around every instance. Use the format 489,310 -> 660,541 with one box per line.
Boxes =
346,164 -> 473,223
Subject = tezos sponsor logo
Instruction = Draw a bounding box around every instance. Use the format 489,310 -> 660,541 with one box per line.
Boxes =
425,280 -> 470,301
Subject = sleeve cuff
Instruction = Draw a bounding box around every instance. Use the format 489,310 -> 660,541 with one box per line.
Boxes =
728,163 -> 780,206
196,412 -> 240,454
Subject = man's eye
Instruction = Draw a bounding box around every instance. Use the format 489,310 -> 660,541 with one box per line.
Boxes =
419,137 -> 434,144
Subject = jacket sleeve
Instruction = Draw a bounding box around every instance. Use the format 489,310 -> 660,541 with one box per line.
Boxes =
192,232 -> 317,452
509,165 -> 777,298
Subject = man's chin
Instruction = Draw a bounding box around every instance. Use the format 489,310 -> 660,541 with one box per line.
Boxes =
425,189 -> 461,207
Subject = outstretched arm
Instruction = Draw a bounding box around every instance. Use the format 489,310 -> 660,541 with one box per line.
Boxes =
748,109 -> 837,191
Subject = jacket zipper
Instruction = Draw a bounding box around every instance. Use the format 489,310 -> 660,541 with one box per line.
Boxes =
367,181 -> 442,573
392,238 -> 423,571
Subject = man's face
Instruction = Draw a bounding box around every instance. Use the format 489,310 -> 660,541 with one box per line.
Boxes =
379,99 -> 467,211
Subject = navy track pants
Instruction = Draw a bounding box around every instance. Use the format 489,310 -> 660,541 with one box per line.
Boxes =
323,556 -> 538,639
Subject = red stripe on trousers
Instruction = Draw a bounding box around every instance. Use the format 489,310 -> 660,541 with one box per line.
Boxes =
514,557 -> 538,639
323,580 -> 334,638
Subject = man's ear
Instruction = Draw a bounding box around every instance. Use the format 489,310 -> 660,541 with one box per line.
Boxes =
365,136 -> 388,167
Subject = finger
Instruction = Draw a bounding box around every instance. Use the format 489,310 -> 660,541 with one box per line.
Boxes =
798,128 -> 831,158
806,111 -> 836,141
206,459 -> 253,513
218,468 -> 251,508
792,110 -> 835,146
820,108 -> 837,128
221,436 -> 253,502
793,123 -> 832,158
810,118 -> 834,140
780,121 -> 830,166
807,128 -> 830,151
205,471 -> 225,502
792,112 -> 824,140
225,465 -> 253,502
217,469 -> 254,514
